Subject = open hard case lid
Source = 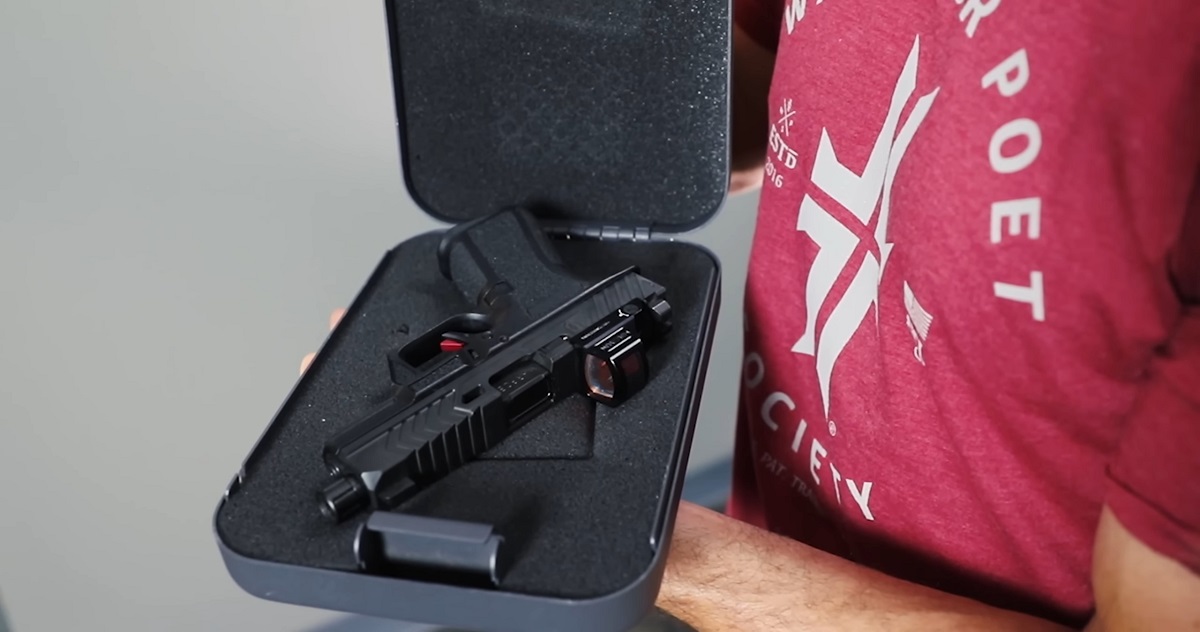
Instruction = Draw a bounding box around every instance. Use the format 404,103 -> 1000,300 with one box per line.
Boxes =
386,0 -> 730,231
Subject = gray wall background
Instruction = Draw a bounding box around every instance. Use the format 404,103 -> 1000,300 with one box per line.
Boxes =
0,2 -> 759,630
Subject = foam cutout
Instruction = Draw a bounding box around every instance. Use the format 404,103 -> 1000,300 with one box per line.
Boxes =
217,232 -> 719,599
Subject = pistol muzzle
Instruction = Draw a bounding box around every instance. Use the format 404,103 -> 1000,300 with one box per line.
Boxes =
319,476 -> 369,523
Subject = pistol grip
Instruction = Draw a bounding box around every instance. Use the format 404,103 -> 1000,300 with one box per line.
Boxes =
437,207 -> 593,324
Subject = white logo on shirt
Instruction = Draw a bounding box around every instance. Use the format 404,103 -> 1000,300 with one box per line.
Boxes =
778,98 -> 796,136
792,36 -> 939,416
904,281 -> 933,365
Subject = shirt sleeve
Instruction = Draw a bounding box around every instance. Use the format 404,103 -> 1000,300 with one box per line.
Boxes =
734,0 -> 784,53
1105,201 -> 1200,574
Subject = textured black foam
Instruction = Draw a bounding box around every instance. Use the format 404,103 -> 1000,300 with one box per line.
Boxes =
216,232 -> 717,599
387,0 -> 729,230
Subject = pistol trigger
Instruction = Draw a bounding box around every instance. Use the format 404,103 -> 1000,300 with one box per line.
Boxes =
440,331 -> 496,364
439,337 -> 466,353
440,331 -> 473,353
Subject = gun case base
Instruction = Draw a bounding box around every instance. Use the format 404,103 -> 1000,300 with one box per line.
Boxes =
217,233 -> 719,631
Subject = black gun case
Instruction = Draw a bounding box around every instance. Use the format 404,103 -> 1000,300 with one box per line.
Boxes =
213,1 -> 729,630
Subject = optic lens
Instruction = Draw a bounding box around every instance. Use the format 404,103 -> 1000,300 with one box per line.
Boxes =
584,354 -> 616,400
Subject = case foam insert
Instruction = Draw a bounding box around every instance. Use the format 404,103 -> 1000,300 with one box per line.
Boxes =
216,231 -> 718,599
389,0 -> 729,230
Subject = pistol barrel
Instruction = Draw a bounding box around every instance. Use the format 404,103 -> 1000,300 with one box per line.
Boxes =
317,267 -> 669,522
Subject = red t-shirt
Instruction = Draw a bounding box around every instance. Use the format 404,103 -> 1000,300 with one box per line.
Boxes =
726,0 -> 1200,626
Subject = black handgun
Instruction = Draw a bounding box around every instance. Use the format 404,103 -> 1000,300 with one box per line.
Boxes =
317,208 -> 672,522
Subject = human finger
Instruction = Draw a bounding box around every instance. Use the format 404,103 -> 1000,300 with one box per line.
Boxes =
329,308 -> 347,331
300,351 -> 317,375
302,308 -> 348,375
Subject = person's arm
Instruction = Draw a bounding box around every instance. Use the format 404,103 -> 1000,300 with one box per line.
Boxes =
657,500 -> 1072,631
658,500 -> 1200,631
728,23 -> 775,195
1088,506 -> 1200,631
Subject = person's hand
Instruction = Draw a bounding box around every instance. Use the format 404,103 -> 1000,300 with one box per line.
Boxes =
299,308 -> 347,375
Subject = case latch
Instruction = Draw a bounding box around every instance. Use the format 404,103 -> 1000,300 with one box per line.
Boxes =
355,512 -> 509,588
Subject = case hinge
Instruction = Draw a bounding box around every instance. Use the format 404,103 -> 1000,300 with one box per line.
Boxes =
542,222 -> 657,242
